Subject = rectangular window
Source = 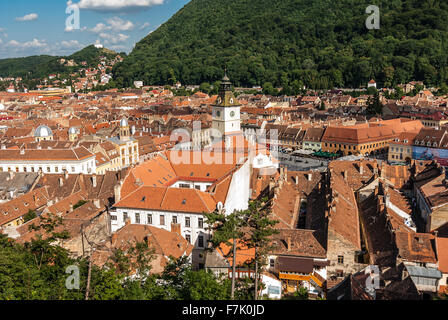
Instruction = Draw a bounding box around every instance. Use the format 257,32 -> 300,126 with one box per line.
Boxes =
172,216 -> 178,224
270,259 -> 275,268
123,212 -> 128,221
186,234 -> 191,243
338,255 -> 344,264
160,215 -> 165,225
185,217 -> 190,227
110,215 -> 117,221
198,235 -> 204,248
147,214 -> 152,224
198,218 -> 204,229
135,213 -> 140,224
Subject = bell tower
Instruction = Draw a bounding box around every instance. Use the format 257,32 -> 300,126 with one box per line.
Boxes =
119,118 -> 130,141
212,72 -> 241,140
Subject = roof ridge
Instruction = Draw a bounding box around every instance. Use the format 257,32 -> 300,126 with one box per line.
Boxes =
195,188 -> 215,212
159,187 -> 169,209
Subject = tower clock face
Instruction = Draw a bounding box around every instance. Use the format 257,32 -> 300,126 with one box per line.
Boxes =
230,111 -> 235,117
230,98 -> 234,104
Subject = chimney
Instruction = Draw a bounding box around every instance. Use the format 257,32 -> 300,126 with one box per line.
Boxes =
334,192 -> 339,203
295,175 -> 299,185
343,170 -> 347,181
69,204 -> 74,212
287,237 -> 291,252
111,232 -> 118,245
20,149 -> 25,155
308,173 -> 312,181
64,170 -> 69,180
144,234 -> 151,247
377,196 -> 385,212
92,175 -> 97,188
94,199 -> 101,209
114,183 -> 122,203
269,179 -> 276,193
359,163 -> 364,175
59,177 -> 64,187
171,223 -> 181,235
9,171 -> 14,180
284,167 -> 288,181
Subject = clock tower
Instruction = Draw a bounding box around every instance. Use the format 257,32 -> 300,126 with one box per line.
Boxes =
212,72 -> 241,140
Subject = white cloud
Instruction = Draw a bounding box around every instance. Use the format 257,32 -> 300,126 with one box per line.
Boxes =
90,22 -> 108,33
70,0 -> 164,12
7,40 -> 20,47
99,32 -> 129,44
60,40 -> 83,49
139,22 -> 150,30
107,17 -> 134,32
90,17 -> 134,33
65,25 -> 87,32
15,13 -> 39,22
7,39 -> 47,49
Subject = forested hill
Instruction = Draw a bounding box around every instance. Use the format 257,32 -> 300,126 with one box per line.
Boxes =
0,45 -> 118,78
113,0 -> 448,89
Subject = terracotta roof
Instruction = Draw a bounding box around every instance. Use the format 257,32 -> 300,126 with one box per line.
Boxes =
0,147 -> 94,161
0,187 -> 49,226
270,229 -> 326,259
217,239 -> 255,267
328,172 -> 361,250
395,232 -> 437,264
436,237 -> 448,273
115,186 -> 216,214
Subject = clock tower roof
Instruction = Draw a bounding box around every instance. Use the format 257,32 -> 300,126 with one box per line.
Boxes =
215,72 -> 240,108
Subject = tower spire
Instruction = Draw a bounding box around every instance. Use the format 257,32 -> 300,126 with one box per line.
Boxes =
223,67 -> 230,82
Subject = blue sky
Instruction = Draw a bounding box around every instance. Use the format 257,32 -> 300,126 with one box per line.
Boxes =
0,0 -> 190,58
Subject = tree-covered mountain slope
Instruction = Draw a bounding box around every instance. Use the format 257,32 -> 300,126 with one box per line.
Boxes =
0,45 -> 118,79
113,0 -> 448,89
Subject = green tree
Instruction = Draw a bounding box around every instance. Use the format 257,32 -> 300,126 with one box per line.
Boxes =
199,82 -> 212,94
204,209 -> 245,299
241,199 -> 278,300
23,209 -> 37,222
366,91 -> 384,116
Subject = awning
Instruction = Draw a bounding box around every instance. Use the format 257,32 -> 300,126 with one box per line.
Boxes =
276,256 -> 314,274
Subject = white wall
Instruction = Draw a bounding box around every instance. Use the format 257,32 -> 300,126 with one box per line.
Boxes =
224,159 -> 251,215
111,208 -> 209,249
0,157 -> 96,174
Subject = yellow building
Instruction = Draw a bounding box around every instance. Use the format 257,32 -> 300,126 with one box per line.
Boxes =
388,132 -> 417,163
108,118 -> 139,169
322,119 -> 423,156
